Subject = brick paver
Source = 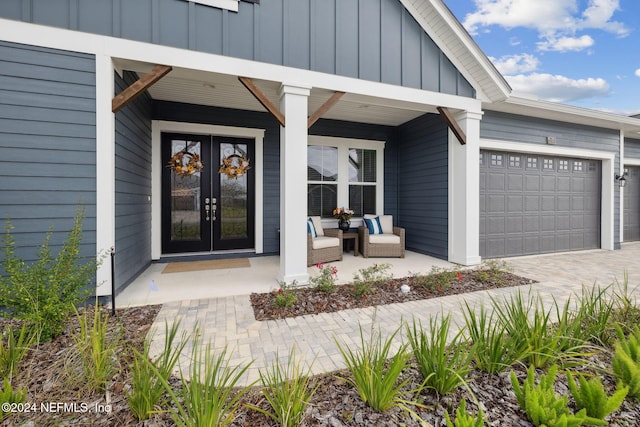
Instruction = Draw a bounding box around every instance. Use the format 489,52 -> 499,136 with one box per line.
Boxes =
150,243 -> 640,387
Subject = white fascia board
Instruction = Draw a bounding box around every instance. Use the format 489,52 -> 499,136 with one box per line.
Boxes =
486,96 -> 640,134
624,158 -> 640,166
0,18 -> 481,114
399,0 -> 511,103
181,0 -> 238,12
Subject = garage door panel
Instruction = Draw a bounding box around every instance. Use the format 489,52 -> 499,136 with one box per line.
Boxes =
480,149 -> 601,258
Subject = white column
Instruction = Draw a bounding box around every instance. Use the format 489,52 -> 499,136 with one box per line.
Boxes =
95,54 -> 116,296
619,129 -> 625,245
278,83 -> 311,284
448,110 -> 483,266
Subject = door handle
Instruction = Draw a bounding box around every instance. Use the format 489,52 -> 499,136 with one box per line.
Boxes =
204,198 -> 210,221
211,198 -> 217,222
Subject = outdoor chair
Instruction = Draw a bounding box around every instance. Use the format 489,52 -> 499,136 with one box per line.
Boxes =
358,214 -> 405,258
307,216 -> 343,266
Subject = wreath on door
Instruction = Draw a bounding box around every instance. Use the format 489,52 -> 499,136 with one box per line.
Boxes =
167,150 -> 204,177
219,152 -> 251,179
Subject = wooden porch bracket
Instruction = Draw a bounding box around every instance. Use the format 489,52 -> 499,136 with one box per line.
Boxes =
238,76 -> 286,127
437,106 -> 467,145
111,64 -> 172,113
307,91 -> 345,128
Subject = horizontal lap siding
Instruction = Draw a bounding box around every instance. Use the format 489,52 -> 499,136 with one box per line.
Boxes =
0,41 -> 96,263
396,113 -> 448,258
626,138 -> 640,160
0,0 -> 474,97
481,111 -> 621,247
114,71 -> 153,292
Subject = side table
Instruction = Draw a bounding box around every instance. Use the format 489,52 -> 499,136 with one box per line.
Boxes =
342,231 -> 359,256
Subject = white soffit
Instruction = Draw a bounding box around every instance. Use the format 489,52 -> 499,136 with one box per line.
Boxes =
400,0 -> 511,103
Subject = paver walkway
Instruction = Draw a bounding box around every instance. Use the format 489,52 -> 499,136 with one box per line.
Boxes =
150,243 -> 640,386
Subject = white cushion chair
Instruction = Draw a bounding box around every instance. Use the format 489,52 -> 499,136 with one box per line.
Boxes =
358,214 -> 405,258
307,216 -> 343,266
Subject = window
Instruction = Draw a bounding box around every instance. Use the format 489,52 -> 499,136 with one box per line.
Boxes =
527,157 -> 538,169
491,154 -> 503,166
307,137 -> 384,218
543,158 -> 554,169
559,159 -> 569,171
509,155 -> 521,168
573,161 -> 583,172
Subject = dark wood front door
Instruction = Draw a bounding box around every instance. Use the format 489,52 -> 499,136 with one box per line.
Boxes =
161,133 -> 255,254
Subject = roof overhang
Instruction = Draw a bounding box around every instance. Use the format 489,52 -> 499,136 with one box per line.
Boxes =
400,0 -> 511,103
485,95 -> 640,137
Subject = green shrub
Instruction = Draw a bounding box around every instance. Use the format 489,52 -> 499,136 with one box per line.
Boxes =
247,347 -> 318,427
274,281 -> 298,308
405,315 -> 471,396
510,365 -> 604,426
0,323 -> 36,380
70,304 -> 122,392
0,377 -> 27,421
413,266 -> 458,292
350,264 -> 392,299
567,371 -> 628,421
558,285 -> 614,348
309,263 -> 338,293
0,207 -> 101,341
335,323 -> 425,417
612,325 -> 640,399
445,398 -> 485,427
128,320 -> 189,420
463,302 -> 526,373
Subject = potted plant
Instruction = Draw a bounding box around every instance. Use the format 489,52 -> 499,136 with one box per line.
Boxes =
333,207 -> 354,231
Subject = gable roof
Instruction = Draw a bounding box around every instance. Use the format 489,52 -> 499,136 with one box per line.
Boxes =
400,0 -> 511,103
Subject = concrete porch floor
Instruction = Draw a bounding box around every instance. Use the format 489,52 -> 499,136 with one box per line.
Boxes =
115,250 -> 454,308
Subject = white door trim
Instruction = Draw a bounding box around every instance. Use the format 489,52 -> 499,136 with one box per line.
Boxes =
151,120 -> 265,259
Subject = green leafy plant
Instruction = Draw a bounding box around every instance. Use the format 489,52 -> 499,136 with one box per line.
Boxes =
170,338 -> 253,426
0,378 -> 27,421
463,302 -> 526,373
445,398 -> 485,427
405,315 -> 472,396
70,304 -> 122,392
510,365 -> 604,426
558,284 -> 615,348
612,325 -> 640,399
350,263 -> 392,299
611,272 -> 640,332
472,260 -> 511,286
246,347 -> 318,427
413,266 -> 458,292
335,323 -> 425,417
0,207 -> 102,341
128,320 -> 189,420
309,263 -> 338,293
566,371 -> 628,421
0,323 -> 36,380
274,281 -> 298,308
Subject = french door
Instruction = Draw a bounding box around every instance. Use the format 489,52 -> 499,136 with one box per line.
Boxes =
161,133 -> 255,254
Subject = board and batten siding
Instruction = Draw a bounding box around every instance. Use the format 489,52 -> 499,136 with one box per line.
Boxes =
481,110 -> 622,247
0,40 -> 96,263
114,71 -> 153,292
395,113 -> 448,259
0,0 -> 474,97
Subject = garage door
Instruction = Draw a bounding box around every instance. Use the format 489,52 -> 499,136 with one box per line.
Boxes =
480,150 -> 601,258
624,166 -> 640,241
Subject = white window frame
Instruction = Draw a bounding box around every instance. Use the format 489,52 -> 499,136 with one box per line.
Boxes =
181,0 -> 239,12
308,136 -> 385,228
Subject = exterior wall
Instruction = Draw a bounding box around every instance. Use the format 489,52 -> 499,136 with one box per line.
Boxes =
626,138 -> 640,159
0,40 -> 96,262
0,0 -> 474,97
153,100 -> 396,254
481,110 -> 622,247
114,71 -> 153,292
395,113 -> 449,258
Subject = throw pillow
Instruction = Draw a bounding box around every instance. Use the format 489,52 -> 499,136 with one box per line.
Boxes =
364,216 -> 383,235
307,218 -> 317,238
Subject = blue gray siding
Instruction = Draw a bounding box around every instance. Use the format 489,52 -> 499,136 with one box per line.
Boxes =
481,111 -> 622,247
0,41 -> 96,262
625,138 -> 640,160
114,71 -> 153,292
0,0 -> 475,97
395,113 -> 449,258
153,101 -> 396,254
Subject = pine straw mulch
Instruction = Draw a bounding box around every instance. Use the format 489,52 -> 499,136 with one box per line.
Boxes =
3,268 -> 640,426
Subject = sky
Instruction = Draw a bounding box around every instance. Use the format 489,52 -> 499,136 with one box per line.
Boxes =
445,0 -> 640,116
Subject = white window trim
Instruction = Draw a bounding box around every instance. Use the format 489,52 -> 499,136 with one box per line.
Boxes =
181,0 -> 239,12
307,135 -> 385,229
151,120 -> 265,259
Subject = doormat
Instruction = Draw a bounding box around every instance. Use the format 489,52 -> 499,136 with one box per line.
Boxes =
162,258 -> 250,274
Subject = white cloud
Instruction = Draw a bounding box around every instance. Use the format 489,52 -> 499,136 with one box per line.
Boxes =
635,69 -> 640,78
537,35 -> 594,52
506,73 -> 610,102
462,0 -> 629,49
490,53 -> 540,74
